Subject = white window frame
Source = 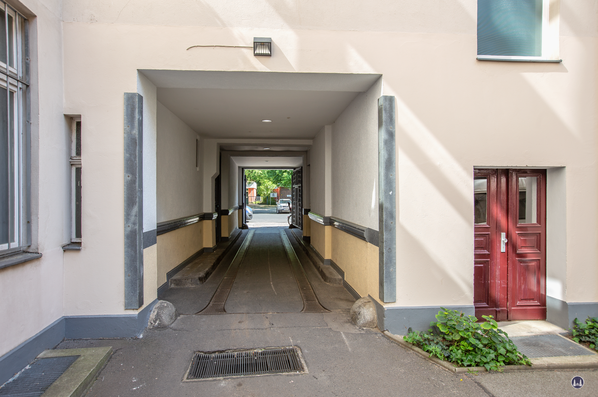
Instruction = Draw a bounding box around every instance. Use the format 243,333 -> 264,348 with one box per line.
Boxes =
0,77 -> 20,251
0,1 -> 28,256
477,0 -> 561,63
70,118 -> 82,243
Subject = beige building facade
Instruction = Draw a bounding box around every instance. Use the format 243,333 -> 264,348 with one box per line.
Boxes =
1,0 -> 597,384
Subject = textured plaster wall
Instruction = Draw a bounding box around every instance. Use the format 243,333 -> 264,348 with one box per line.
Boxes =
138,73 -> 157,232
228,210 -> 238,237
156,222 -> 203,287
157,101 -> 203,222
219,210 -> 238,239
58,0 -> 598,318
220,152 -> 240,211
309,126 -> 331,216
546,168 -> 567,303
310,221 -> 331,260
389,3 -> 598,306
228,157 -> 239,209
0,0 -> 68,357
331,79 -> 381,230
202,140 -> 219,213
331,227 -> 378,299
203,220 -> 216,249
143,245 -> 158,303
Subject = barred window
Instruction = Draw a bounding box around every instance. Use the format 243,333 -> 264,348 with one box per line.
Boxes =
0,1 -> 28,254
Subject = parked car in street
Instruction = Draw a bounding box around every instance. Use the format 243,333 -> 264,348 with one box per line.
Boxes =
245,206 -> 253,220
276,199 -> 291,213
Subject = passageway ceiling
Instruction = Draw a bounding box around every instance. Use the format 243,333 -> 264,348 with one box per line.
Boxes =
142,70 -> 381,142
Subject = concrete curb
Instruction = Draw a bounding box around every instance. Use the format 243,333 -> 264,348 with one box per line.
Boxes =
383,331 -> 598,373
38,347 -> 112,397
170,229 -> 243,287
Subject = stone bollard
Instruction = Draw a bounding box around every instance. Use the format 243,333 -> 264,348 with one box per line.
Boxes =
147,300 -> 178,329
350,297 -> 377,328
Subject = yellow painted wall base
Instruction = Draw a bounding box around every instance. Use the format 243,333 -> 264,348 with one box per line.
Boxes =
229,209 -> 237,237
203,220 -> 216,249
221,215 -> 229,238
156,221 -> 204,286
142,244 -> 158,307
331,227 -> 379,299
302,215 -> 311,237
310,220 -> 331,260
221,210 -> 239,238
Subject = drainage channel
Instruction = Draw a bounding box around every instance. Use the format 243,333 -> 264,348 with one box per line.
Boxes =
199,228 -> 327,315
279,229 -> 328,313
184,346 -> 307,381
199,230 -> 256,314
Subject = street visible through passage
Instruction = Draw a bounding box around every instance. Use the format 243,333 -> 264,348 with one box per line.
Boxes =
247,205 -> 290,228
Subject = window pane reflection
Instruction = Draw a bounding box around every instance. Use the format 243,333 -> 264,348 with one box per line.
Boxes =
474,178 -> 488,225
518,176 -> 538,224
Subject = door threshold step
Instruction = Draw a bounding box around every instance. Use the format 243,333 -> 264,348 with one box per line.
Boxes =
170,230 -> 242,288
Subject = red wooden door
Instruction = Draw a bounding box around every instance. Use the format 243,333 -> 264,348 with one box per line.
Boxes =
474,169 -> 546,321
507,169 -> 546,320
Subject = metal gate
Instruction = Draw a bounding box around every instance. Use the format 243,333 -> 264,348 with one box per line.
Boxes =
291,167 -> 302,229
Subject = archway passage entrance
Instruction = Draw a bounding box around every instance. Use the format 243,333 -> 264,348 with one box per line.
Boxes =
474,169 -> 547,321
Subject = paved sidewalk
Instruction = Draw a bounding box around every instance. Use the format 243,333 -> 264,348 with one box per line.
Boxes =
4,228 -> 596,396
53,313 -> 598,397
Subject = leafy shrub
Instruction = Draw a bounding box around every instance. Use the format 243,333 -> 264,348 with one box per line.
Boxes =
572,317 -> 598,350
403,308 -> 531,371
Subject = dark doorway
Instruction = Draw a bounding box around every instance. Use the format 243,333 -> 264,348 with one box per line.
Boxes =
215,174 -> 222,243
291,167 -> 302,229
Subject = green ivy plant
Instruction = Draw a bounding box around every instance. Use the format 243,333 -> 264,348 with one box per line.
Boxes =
403,308 -> 531,371
572,317 -> 598,350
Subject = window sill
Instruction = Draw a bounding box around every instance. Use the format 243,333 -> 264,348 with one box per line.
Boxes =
477,56 -> 562,63
0,251 -> 43,270
62,242 -> 82,251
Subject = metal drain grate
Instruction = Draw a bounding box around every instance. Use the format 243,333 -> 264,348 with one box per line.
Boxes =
0,356 -> 79,396
185,346 -> 306,380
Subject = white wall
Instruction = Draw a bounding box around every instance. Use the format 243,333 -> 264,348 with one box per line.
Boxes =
228,156 -> 239,209
546,168 -> 567,303
309,125 -> 331,216
0,0 -> 67,357
202,139 -> 218,213
138,73 -> 157,231
331,79 -> 381,230
157,101 -> 203,222
56,0 -> 598,315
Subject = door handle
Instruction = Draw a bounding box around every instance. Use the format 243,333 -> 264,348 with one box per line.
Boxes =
501,232 -> 508,253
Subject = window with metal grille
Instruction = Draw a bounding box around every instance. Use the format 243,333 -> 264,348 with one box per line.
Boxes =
0,1 -> 28,254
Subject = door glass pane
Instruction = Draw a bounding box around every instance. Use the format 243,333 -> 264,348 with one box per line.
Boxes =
518,176 -> 538,224
474,178 -> 488,224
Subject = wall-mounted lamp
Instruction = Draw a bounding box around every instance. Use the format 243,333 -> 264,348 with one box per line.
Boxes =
253,37 -> 272,56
